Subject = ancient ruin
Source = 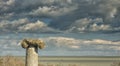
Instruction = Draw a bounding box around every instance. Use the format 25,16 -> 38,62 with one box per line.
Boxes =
21,39 -> 45,66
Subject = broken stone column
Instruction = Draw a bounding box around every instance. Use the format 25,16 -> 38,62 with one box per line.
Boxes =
21,39 -> 45,66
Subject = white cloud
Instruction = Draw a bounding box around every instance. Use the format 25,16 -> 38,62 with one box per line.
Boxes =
0,0 -> 120,33
0,37 -> 120,51
41,37 -> 120,50
109,46 -> 120,50
0,18 -> 28,26
0,18 -> 59,33
0,36 -> 120,56
49,0 -> 120,33
66,18 -> 91,32
0,18 -> 29,32
41,37 -> 80,49
70,45 -> 80,49
83,39 -> 120,45
29,5 -> 77,17
6,0 -> 15,5
0,39 -> 20,50
18,20 -> 57,33
65,17 -> 120,33
66,18 -> 114,32
47,37 -> 80,45
89,24 -> 111,31
18,20 -> 46,31
0,0 -> 15,11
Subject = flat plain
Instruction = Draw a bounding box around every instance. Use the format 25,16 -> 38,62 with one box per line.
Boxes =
38,56 -> 120,66
0,56 -> 120,66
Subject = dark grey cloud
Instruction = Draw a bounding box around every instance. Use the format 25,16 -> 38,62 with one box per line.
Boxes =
49,0 -> 120,33
0,0 -> 120,33
0,0 -> 75,19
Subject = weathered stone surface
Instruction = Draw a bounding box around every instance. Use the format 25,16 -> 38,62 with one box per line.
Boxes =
26,46 -> 38,66
21,39 -> 45,49
21,39 -> 45,66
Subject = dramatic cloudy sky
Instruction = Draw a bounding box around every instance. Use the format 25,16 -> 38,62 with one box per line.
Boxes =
0,0 -> 120,56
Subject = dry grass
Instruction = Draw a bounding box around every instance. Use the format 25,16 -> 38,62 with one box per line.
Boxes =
0,56 -> 78,66
0,56 -> 24,66
0,56 -> 120,66
111,62 -> 120,66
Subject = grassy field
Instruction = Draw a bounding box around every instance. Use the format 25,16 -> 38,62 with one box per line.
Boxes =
0,56 -> 120,66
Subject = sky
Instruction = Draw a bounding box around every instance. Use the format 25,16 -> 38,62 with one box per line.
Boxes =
0,0 -> 120,56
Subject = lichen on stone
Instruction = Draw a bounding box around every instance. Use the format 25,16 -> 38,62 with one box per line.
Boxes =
21,39 -> 29,48
21,39 -> 45,49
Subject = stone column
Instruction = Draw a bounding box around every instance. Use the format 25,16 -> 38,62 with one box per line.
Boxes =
21,39 -> 45,66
